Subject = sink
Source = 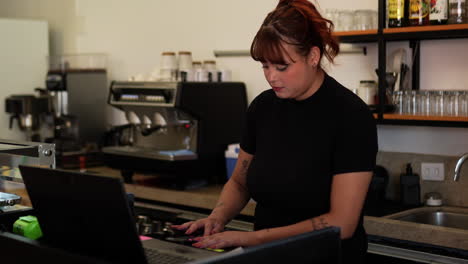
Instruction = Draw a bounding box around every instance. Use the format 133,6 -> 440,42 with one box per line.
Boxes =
388,208 -> 468,230
365,207 -> 468,251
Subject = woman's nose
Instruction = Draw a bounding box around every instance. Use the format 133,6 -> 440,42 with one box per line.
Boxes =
265,69 -> 277,83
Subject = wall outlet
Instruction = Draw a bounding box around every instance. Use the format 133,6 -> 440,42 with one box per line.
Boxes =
421,163 -> 445,181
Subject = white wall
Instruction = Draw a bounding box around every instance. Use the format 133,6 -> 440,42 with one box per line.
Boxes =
1,0 -> 468,156
0,0 -> 77,54
73,0 -> 277,102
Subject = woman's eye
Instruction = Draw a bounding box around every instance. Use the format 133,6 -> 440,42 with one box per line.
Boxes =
276,64 -> 289,71
261,64 -> 269,69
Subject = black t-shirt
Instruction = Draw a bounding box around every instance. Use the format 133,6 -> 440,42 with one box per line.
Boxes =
240,74 -> 378,262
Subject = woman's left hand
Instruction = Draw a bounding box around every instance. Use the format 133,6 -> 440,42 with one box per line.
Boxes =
191,231 -> 259,249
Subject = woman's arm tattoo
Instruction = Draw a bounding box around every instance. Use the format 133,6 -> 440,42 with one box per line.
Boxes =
310,217 -> 329,230
240,159 -> 250,176
212,201 -> 225,214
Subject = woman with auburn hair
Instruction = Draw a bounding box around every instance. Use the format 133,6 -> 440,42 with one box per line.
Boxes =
174,0 -> 377,262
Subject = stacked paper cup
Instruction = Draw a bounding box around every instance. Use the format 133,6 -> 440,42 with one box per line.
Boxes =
192,61 -> 202,70
160,51 -> 177,81
178,51 -> 193,82
203,60 -> 217,82
219,69 -> 232,82
194,61 -> 208,82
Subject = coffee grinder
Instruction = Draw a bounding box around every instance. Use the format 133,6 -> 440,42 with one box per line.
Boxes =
44,54 -> 109,168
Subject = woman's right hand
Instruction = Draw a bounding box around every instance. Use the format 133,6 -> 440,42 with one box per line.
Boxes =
172,217 -> 226,237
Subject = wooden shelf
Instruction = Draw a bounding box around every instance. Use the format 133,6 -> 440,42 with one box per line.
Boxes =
334,24 -> 468,42
383,24 -> 468,34
383,23 -> 468,41
373,113 -> 468,127
374,113 -> 468,122
334,29 -> 378,36
334,30 -> 378,43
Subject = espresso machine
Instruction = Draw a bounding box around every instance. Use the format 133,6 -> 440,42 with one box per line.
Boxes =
102,81 -> 247,189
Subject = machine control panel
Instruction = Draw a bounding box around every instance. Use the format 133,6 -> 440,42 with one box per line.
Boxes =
109,81 -> 178,107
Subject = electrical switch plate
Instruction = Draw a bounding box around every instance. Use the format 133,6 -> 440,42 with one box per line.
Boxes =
421,163 -> 445,181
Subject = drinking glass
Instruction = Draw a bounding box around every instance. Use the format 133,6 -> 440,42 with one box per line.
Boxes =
411,91 -> 419,115
371,10 -> 378,29
419,91 -> 431,115
429,91 -> 437,115
402,90 -> 412,114
393,91 -> 403,114
444,91 -> 454,116
339,10 -> 355,31
325,9 -> 340,30
451,91 -> 461,116
460,91 -> 468,116
434,91 -> 445,116
354,10 -> 373,30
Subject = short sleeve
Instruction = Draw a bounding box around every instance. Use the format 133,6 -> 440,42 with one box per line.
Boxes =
240,97 -> 259,155
332,105 -> 378,174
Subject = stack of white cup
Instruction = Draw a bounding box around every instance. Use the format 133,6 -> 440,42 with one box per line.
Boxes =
160,51 -> 177,81
193,61 -> 208,82
178,51 -> 194,82
217,68 -> 232,82
151,52 -> 232,82
203,60 -> 217,82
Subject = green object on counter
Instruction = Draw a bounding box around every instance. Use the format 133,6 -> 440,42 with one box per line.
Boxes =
12,215 -> 43,240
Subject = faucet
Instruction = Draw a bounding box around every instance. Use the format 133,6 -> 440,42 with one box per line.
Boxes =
454,153 -> 468,181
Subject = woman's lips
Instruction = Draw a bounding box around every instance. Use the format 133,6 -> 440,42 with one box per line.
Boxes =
272,87 -> 283,92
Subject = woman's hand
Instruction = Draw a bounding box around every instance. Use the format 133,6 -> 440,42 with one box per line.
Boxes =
191,231 -> 259,249
172,217 -> 226,237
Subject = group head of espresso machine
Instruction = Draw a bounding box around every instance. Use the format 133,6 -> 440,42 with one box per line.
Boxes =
102,81 -> 247,189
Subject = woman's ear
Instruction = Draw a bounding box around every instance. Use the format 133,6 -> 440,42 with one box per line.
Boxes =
308,46 -> 321,66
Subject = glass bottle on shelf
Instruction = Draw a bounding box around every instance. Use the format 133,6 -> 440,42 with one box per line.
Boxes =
430,0 -> 449,24
448,0 -> 467,24
388,0 -> 409,27
409,0 -> 431,26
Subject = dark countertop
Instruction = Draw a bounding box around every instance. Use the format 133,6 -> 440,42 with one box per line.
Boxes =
85,167 -> 468,257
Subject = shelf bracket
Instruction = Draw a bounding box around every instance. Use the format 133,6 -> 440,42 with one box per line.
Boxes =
409,40 -> 420,91
213,50 -> 250,57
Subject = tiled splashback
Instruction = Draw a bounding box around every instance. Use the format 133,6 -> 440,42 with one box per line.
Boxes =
377,151 -> 468,207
